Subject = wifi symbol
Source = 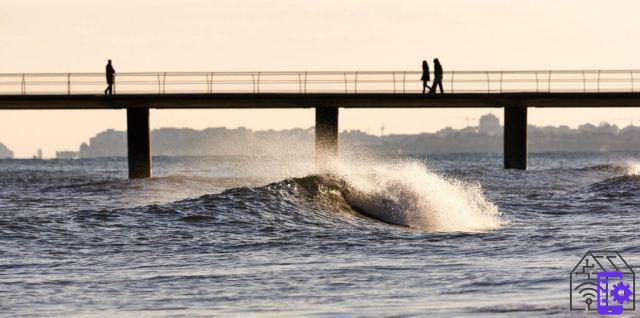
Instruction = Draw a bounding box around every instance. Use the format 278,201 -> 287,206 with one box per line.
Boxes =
575,281 -> 598,309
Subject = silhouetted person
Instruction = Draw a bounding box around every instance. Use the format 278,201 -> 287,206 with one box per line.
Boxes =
104,60 -> 115,95
421,60 -> 431,94
429,58 -> 444,94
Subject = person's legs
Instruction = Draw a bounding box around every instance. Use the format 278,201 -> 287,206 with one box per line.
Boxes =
429,79 -> 438,94
422,81 -> 431,94
438,80 -> 444,93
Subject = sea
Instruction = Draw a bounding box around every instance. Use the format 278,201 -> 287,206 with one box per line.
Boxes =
1,152 -> 639,317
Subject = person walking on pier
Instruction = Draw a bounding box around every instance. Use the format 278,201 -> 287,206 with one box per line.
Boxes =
104,60 -> 116,95
429,58 -> 444,94
421,60 -> 431,94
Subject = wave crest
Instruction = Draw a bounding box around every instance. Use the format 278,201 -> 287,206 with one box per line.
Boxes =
331,161 -> 503,232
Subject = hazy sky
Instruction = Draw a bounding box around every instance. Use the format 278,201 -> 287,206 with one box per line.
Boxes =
2,0 -> 640,157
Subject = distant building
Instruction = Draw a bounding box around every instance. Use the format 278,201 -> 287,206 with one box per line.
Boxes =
33,149 -> 43,159
56,151 -> 78,159
0,142 -> 13,159
479,114 -> 501,135
597,122 -> 620,135
436,127 -> 457,137
578,123 -> 598,133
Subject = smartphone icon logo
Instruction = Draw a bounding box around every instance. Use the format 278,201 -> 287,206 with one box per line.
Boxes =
597,271 -> 624,315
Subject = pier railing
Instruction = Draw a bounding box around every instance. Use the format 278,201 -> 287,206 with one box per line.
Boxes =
0,70 -> 639,95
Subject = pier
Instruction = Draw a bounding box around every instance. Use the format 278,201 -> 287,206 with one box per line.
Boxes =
2,70 -> 640,178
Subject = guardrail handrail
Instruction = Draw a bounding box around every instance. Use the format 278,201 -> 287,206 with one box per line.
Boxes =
1,70 -> 640,95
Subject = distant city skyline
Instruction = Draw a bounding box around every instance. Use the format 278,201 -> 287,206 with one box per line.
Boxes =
45,113 -> 640,160
5,110 -> 640,158
3,0 -> 640,157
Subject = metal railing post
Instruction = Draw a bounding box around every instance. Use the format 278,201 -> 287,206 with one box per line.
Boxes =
597,70 -> 601,93
157,74 -> 162,94
354,71 -> 358,93
210,72 -> 214,93
500,71 -> 503,93
21,74 -> 25,95
163,72 -> 167,94
67,73 -> 71,95
548,70 -> 552,93
450,71 -> 455,94
251,73 -> 256,94
486,71 -> 490,93
257,72 -> 261,93
402,71 -> 406,93
632,71 -> 635,93
344,72 -> 347,93
582,71 -> 586,93
304,72 -> 308,94
535,72 -> 539,93
392,72 -> 396,93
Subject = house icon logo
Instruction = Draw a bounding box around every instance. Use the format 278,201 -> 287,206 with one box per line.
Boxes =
570,251 -> 635,314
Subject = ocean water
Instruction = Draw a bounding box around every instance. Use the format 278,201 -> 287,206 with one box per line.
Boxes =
1,152 -> 639,317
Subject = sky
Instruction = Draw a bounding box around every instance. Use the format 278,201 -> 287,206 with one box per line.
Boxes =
2,0 -> 640,157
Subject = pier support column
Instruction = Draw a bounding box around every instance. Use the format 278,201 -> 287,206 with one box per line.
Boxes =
127,107 -> 151,179
504,106 -> 527,170
315,106 -> 339,166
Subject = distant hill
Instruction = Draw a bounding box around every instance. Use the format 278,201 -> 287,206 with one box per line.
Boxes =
57,114 -> 640,158
0,142 -> 13,159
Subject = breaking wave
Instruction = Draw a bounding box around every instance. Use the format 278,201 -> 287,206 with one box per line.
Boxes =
575,161 -> 640,196
330,160 -> 503,231
124,160 -> 505,233
576,161 -> 640,175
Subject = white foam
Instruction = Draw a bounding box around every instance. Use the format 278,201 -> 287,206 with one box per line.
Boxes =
623,161 -> 640,176
328,159 -> 504,232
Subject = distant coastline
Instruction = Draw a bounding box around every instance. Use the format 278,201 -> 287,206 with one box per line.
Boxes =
55,114 -> 640,158
0,142 -> 14,159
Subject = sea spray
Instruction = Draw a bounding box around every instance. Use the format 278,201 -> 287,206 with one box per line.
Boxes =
623,161 -> 640,175
328,159 -> 504,232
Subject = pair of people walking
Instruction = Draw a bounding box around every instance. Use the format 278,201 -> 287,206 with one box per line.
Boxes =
421,58 -> 443,94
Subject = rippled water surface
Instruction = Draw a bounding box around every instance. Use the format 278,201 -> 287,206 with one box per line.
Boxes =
1,153 -> 639,317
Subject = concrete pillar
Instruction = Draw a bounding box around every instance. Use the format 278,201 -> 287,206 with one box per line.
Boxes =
315,106 -> 339,165
127,107 -> 151,178
504,106 -> 527,170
